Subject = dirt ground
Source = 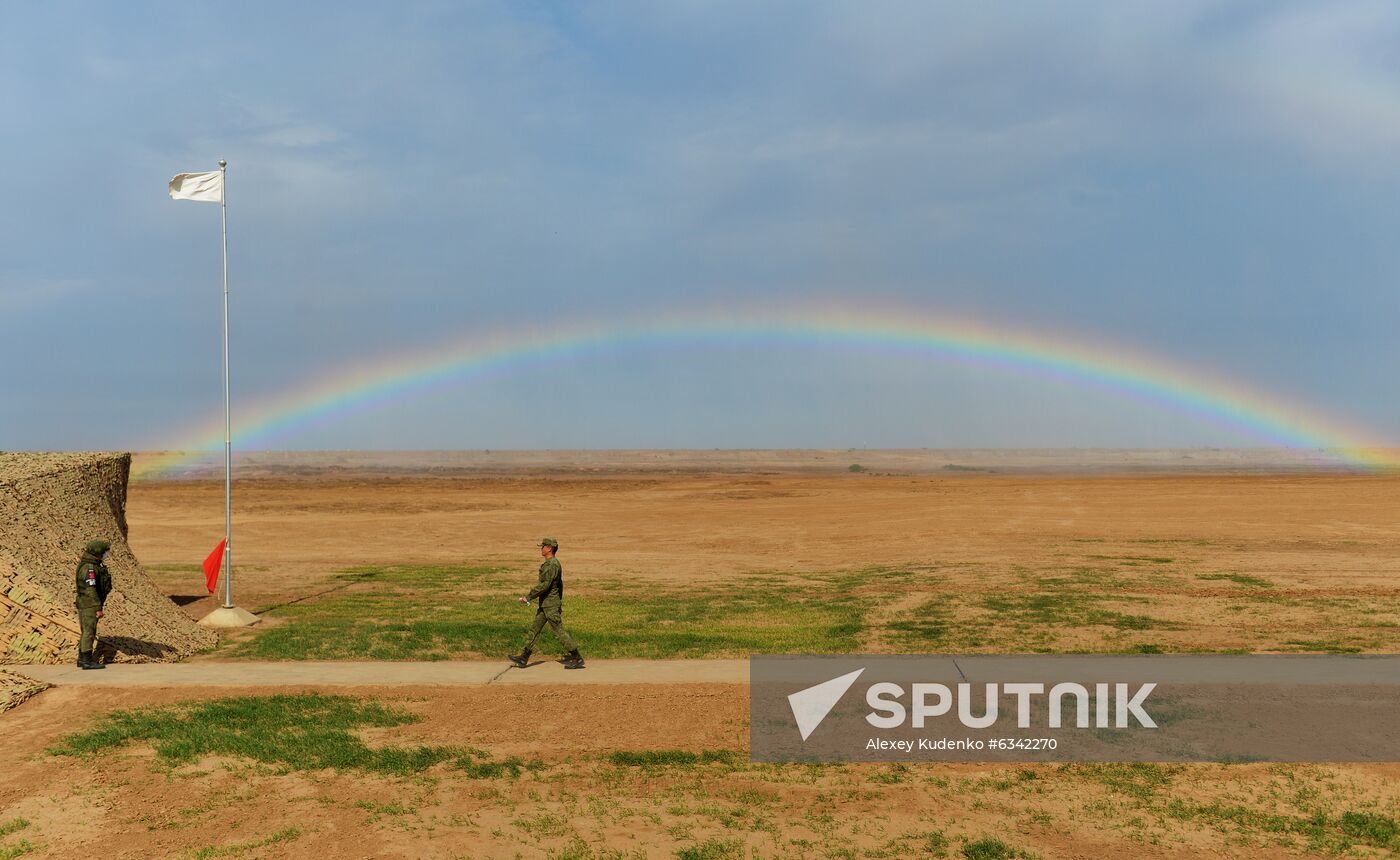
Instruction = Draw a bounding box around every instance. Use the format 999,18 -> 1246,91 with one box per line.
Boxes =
4,683 -> 1398,859
3,457 -> 1399,858
125,466 -> 1400,633
0,682 -> 744,859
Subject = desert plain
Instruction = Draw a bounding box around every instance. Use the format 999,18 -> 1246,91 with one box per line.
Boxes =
2,449 -> 1399,859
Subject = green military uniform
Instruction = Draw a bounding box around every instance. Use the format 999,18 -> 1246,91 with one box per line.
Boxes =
523,555 -> 577,652
74,539 -> 112,668
510,538 -> 584,669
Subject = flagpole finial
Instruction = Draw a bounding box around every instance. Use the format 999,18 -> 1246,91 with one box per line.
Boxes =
218,159 -> 227,169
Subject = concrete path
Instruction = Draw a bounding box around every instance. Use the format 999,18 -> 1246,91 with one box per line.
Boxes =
9,659 -> 749,688
18,654 -> 1395,689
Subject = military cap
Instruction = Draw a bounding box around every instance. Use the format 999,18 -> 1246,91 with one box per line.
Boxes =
85,539 -> 111,555
538,537 -> 559,549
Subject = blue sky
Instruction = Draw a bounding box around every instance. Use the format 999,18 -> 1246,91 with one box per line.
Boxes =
3,1 -> 1398,450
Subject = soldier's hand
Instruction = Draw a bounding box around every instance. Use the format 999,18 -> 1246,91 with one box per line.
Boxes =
95,609 -> 104,619
518,597 -> 528,604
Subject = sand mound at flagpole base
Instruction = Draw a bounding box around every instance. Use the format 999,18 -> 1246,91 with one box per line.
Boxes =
0,453 -> 216,664
0,666 -> 49,714
0,668 -> 49,713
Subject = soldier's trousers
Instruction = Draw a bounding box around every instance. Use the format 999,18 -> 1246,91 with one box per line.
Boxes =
77,605 -> 99,652
524,605 -> 577,652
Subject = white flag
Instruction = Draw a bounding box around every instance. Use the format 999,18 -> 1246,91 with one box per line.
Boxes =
169,171 -> 223,203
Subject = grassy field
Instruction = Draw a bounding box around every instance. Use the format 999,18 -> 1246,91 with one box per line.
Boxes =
44,693 -> 1400,858
48,693 -> 532,779
223,556 -> 1400,661
230,564 -> 877,660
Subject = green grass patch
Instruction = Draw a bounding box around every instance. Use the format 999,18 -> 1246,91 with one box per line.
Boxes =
1162,800 -> 1400,852
1198,573 -> 1274,588
884,597 -> 952,648
332,564 -> 508,587
1067,762 -> 1180,800
869,763 -> 913,784
878,565 -> 1180,651
191,827 -> 302,859
608,749 -> 739,768
355,799 -> 414,817
228,564 -> 881,660
514,812 -> 572,839
675,838 -> 744,860
0,820 -> 32,860
961,836 -> 1032,859
0,842 -> 34,860
1282,639 -> 1365,654
1033,566 -> 1129,588
1167,800 -> 1319,845
457,754 -> 533,779
48,694 -> 522,778
1339,811 -> 1399,849
980,592 -> 1167,633
873,830 -> 948,857
550,839 -> 642,860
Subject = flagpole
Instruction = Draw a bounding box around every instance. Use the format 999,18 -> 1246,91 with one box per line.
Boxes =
176,161 -> 255,629
219,159 -> 232,610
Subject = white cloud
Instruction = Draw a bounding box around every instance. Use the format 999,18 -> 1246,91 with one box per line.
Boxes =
1222,2 -> 1400,162
251,122 -> 342,149
220,98 -> 345,149
0,277 -> 92,313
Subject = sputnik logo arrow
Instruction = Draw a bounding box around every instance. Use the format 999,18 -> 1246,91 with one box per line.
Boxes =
788,668 -> 866,741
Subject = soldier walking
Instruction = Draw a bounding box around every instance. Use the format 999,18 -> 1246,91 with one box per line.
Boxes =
74,539 -> 112,669
509,538 -> 584,669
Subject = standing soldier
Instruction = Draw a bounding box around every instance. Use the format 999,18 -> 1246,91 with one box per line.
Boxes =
509,538 -> 585,669
74,539 -> 113,669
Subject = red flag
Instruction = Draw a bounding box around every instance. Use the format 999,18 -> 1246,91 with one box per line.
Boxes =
203,539 -> 227,593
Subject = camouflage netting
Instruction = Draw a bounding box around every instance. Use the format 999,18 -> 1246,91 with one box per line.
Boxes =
0,668 -> 49,713
0,453 -> 216,664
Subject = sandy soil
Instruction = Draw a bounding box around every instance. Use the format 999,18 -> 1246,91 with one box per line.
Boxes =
138,447 -> 1391,479
0,683 -> 742,859
125,466 -> 1400,651
4,683 -> 1395,859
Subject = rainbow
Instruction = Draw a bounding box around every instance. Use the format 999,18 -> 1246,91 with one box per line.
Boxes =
133,306 -> 1397,477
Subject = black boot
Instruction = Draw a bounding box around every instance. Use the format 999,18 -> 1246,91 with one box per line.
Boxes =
508,648 -> 532,668
78,650 -> 104,670
563,649 -> 585,670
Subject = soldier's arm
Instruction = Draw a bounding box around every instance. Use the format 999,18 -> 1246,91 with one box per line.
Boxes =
97,567 -> 113,605
525,560 -> 560,601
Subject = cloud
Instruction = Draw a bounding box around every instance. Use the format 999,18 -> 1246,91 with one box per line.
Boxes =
664,2 -> 1400,177
218,98 -> 345,149
1222,2 -> 1400,162
0,277 -> 92,313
